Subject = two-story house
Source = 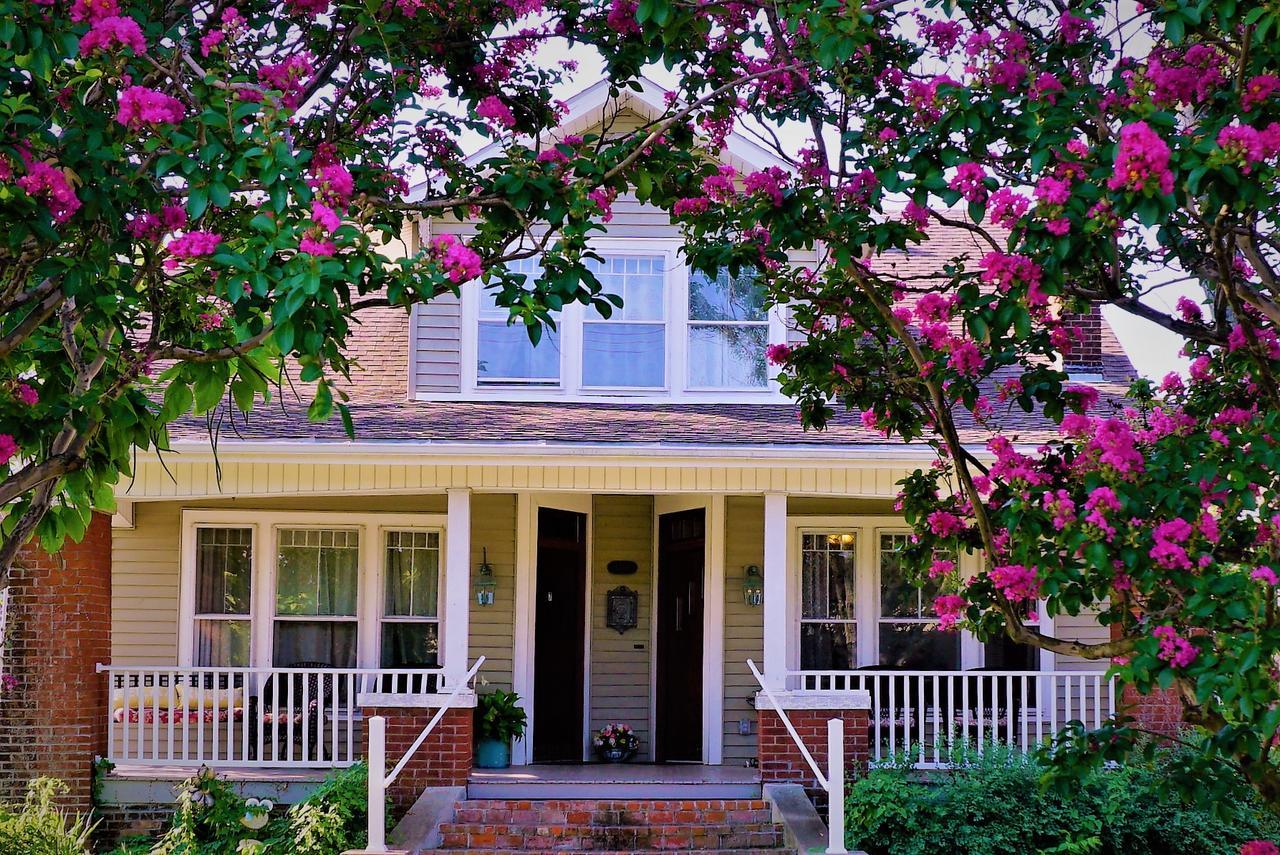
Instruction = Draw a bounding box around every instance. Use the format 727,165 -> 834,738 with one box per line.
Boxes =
0,78 -> 1156,851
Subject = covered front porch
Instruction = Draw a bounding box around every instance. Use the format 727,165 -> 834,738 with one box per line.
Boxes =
100,446 -> 1113,784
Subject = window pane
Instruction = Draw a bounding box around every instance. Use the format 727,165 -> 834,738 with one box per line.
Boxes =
801,532 -> 856,620
801,622 -> 857,671
688,324 -> 768,388
688,268 -> 766,321
385,530 -> 440,618
880,533 -> 944,618
195,527 -> 252,615
273,621 -> 357,667
984,635 -> 1039,670
381,622 -> 440,668
478,322 -> 560,382
276,528 -> 359,616
582,323 -> 665,387
878,623 -> 960,669
195,619 -> 250,666
586,256 -> 666,321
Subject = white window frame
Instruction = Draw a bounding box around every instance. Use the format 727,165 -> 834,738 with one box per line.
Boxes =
379,528 -> 444,669
786,517 -> 1055,673
190,525 -> 255,667
452,237 -> 789,403
178,510 -> 447,670
685,266 -> 774,392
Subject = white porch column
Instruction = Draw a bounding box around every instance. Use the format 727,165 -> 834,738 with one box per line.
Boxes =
442,487 -> 472,685
762,491 -> 788,691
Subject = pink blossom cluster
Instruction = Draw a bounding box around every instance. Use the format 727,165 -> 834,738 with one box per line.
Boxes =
988,436 -> 1048,485
1058,11 -> 1091,43
1150,518 -> 1195,571
1227,323 -> 1280,358
1082,486 -> 1122,540
258,53 -> 314,110
990,563 -> 1039,602
70,0 -> 117,22
588,187 -> 616,223
932,594 -> 968,631
986,187 -> 1030,227
927,510 -> 965,537
1107,121 -> 1174,195
948,163 -> 987,203
744,168 -> 788,207
1243,75 -> 1280,111
1216,123 -> 1280,172
765,343 -> 791,365
476,95 -> 517,130
979,252 -> 1044,308
80,15 -> 146,54
672,197 -> 711,217
16,159 -> 81,223
1042,490 -> 1076,530
928,558 -> 955,579
116,86 -> 184,128
947,339 -> 983,376
1252,566 -> 1279,587
430,234 -> 483,284
903,202 -> 930,231
12,384 -> 38,407
701,165 -> 737,201
1241,842 -> 1279,855
308,163 -> 354,209
288,0 -> 331,16
1145,45 -> 1226,108
164,231 -> 221,269
0,434 -> 17,466
126,203 -> 187,240
605,0 -> 640,34
200,7 -> 246,57
1152,625 -> 1197,669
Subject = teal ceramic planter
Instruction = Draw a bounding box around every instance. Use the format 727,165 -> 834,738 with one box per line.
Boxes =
475,737 -> 511,769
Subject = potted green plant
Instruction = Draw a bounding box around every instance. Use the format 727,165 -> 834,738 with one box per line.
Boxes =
592,723 -> 639,762
474,689 -> 527,769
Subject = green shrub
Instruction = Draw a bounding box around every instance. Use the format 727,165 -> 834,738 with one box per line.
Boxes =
120,762 -> 376,855
0,778 -> 94,855
846,744 -> 1280,855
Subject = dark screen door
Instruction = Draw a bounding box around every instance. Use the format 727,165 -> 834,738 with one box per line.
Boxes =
655,508 -> 705,762
532,507 -> 588,763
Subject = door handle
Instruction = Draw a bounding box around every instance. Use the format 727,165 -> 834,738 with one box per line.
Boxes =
546,591 -> 553,602
675,596 -> 682,632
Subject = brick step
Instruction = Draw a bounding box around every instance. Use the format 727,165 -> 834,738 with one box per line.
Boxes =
451,798 -> 773,826
436,821 -> 784,850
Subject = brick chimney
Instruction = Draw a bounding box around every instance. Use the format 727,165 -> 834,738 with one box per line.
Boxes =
1062,304 -> 1104,376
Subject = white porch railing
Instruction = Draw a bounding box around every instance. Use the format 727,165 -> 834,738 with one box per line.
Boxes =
790,669 -> 1116,766
98,665 -> 451,768
365,656 -> 485,854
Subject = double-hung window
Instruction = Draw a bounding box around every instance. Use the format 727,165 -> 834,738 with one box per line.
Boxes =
381,530 -> 442,668
582,255 -> 667,389
687,267 -> 770,389
477,257 -> 560,385
193,527 -> 254,666
877,533 -> 960,670
799,532 -> 859,671
273,528 -> 359,667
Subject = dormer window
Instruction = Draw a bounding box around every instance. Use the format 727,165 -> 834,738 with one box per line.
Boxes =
445,238 -> 789,402
687,267 -> 769,389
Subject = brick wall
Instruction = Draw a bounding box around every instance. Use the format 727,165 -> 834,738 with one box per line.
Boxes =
0,513 -> 111,812
757,708 -> 869,800
1121,683 -> 1184,739
360,706 -> 472,814
1063,304 -> 1104,372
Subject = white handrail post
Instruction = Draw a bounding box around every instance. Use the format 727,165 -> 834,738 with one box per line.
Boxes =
827,717 -> 847,854
367,715 -> 387,854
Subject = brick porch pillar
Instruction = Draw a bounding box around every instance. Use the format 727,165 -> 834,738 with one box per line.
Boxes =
0,513 -> 112,812
755,690 -> 870,804
1110,609 -> 1185,738
360,700 -> 474,816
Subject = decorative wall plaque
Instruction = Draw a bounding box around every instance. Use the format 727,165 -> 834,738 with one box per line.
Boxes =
606,586 -> 639,634
607,559 -> 638,575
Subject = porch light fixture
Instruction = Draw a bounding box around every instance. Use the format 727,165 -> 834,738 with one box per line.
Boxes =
742,565 -> 764,607
474,548 -> 496,606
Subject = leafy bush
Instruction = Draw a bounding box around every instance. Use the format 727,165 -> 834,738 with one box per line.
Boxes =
117,763 -> 376,855
475,690 -> 527,743
0,778 -> 94,855
846,744 -> 1280,855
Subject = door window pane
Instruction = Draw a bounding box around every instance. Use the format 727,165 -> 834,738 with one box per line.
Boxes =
276,528 -> 358,616
878,533 -> 959,669
688,267 -> 770,389
800,532 -> 857,670
478,258 -> 561,384
193,527 -> 253,666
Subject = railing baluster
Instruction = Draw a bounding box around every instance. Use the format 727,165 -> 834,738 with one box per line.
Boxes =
211,671 -> 220,763
916,675 -> 925,767
887,675 -> 896,759
1020,674 -> 1028,751
976,675 -> 985,753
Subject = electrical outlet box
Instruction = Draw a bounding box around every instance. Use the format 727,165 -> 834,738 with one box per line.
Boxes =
738,719 -> 752,736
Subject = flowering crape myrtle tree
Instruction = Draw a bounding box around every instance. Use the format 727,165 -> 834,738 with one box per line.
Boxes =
636,0 -> 1280,810
0,0 -> 733,581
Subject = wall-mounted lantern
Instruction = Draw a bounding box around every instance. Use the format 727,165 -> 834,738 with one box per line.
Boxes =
474,548 -> 496,606
742,565 -> 764,607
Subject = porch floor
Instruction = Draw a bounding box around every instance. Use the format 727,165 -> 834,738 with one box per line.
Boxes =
467,763 -> 762,800
101,764 -> 330,806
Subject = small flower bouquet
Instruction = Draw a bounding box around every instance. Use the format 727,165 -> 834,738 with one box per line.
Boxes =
593,722 -> 639,762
